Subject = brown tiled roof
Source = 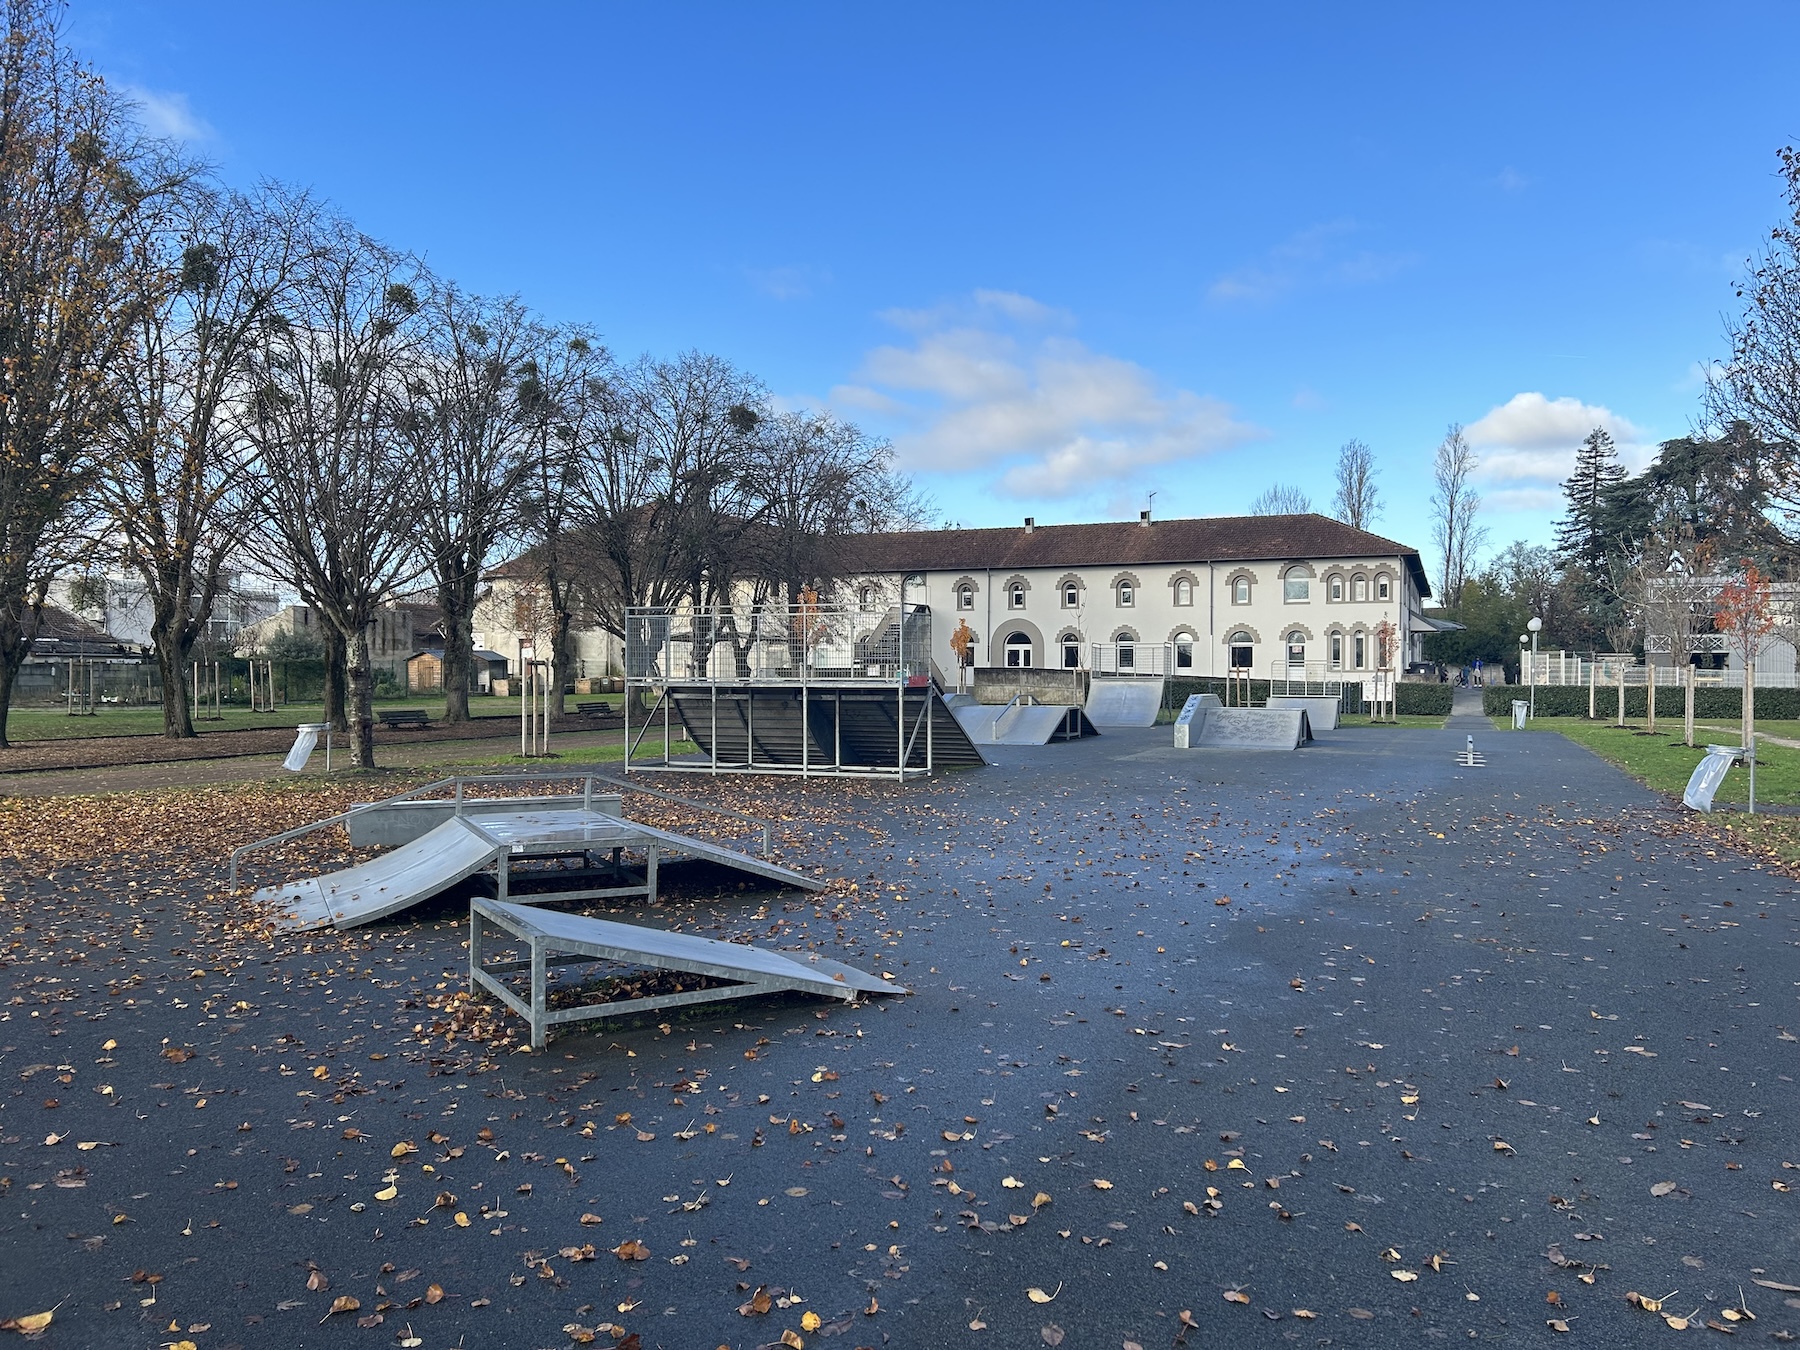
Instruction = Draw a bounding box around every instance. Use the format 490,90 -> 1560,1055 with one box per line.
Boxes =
845,513 -> 1430,598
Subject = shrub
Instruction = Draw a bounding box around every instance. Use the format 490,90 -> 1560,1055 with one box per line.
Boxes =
1479,683 -> 1800,719
1395,683 -> 1453,716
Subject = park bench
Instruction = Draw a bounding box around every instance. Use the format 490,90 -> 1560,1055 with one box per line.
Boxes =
376,708 -> 433,730
575,700 -> 625,728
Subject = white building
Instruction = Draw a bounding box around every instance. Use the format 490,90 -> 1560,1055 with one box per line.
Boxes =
839,511 -> 1433,681
50,570 -> 280,654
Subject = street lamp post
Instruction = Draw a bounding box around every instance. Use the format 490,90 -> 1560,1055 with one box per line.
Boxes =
1527,617 -> 1542,719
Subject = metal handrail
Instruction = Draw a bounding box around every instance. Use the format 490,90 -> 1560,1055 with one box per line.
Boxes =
227,770 -> 776,891
993,692 -> 1031,735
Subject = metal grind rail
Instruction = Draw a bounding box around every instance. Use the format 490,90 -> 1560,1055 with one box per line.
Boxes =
227,771 -> 777,892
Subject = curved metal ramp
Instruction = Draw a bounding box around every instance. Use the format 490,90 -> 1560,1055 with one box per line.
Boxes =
255,808 -> 822,933
1086,678 -> 1164,727
952,703 -> 1098,745
1266,694 -> 1340,731
470,897 -> 907,1047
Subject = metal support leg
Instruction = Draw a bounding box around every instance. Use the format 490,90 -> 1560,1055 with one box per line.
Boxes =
497,850 -> 510,903
468,907 -> 481,989
646,844 -> 659,904
530,937 -> 546,1049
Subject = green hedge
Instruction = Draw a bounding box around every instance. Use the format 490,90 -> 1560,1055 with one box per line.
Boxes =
1161,678 -> 1452,719
1479,683 -> 1797,719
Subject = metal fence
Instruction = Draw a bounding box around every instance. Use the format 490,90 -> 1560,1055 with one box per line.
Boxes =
624,603 -> 932,686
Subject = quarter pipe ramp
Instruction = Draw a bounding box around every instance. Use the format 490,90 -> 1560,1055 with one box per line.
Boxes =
1085,678 -> 1164,727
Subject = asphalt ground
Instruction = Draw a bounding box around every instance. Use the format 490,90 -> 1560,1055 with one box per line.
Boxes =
4,719 -> 1800,1347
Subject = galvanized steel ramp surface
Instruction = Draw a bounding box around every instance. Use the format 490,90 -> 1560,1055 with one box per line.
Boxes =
470,897 -> 906,1047
952,703 -> 1098,745
1192,706 -> 1314,750
1085,678 -> 1165,727
257,816 -> 499,932
257,808 -> 821,933
1265,694 -> 1340,731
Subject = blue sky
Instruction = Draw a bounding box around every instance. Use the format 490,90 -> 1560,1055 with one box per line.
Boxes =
76,2 -> 1800,569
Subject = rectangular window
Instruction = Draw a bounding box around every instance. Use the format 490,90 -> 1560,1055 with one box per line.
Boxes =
1330,635 -> 1342,668
1354,634 -> 1365,669
1284,579 -> 1309,602
1377,577 -> 1391,600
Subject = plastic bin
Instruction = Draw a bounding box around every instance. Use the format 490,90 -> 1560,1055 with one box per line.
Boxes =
1511,700 -> 1528,730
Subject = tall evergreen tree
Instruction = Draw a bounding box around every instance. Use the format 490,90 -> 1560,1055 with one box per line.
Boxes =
1553,428 -> 1627,572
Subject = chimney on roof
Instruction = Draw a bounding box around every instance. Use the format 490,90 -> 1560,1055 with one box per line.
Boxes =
1024,516 -> 1035,533
1139,509 -> 1152,526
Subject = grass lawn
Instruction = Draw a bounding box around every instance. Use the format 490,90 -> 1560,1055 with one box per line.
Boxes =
2,692 -> 623,742
1551,720 -> 1800,808
1336,714 -> 1448,730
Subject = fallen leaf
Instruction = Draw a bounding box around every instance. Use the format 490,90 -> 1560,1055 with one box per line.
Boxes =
1223,1289 -> 1251,1304
780,1331 -> 803,1349
1391,1271 -> 1419,1283
1040,1325 -> 1064,1346
0,1310 -> 54,1333
1650,1181 -> 1678,1197
800,1310 -> 821,1332
1548,1318 -> 1571,1332
1092,1179 -> 1113,1190
1027,1284 -> 1061,1304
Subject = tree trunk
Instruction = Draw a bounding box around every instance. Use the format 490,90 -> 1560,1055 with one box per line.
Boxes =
322,625 -> 348,731
346,625 -> 376,768
150,600 -> 197,738
154,638 -> 196,738
437,579 -> 476,724
0,641 -> 20,750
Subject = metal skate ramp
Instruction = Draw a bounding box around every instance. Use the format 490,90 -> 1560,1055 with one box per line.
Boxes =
254,808 -> 821,933
1192,706 -> 1314,750
1266,694 -> 1340,731
471,903 -> 907,1051
952,702 -> 1098,745
1085,678 -> 1164,727
471,897 -> 906,1047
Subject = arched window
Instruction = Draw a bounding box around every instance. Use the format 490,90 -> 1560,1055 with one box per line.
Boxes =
1233,577 -> 1251,604
1329,634 -> 1343,669
1063,582 -> 1079,608
1062,636 -> 1081,668
1376,575 -> 1391,601
1174,578 -> 1193,606
1004,632 -> 1033,667
1115,630 -> 1135,669
956,584 -> 973,610
1229,631 -> 1254,668
1329,576 -> 1343,602
1352,575 -> 1367,602
1173,631 -> 1195,669
1283,571 -> 1310,602
1286,631 -> 1306,671
1117,580 -> 1135,607
858,585 -> 873,610
1009,583 -> 1026,610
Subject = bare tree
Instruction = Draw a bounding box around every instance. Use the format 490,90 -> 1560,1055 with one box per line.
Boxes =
1330,438 -> 1382,530
98,180 -> 313,737
240,219 -> 427,768
1430,424 -> 1486,606
1707,146 -> 1800,550
1248,483 -> 1312,515
395,287 -> 546,722
0,0 -> 177,745
512,329 -> 609,713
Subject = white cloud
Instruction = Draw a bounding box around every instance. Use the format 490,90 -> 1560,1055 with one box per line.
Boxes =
1466,392 -> 1654,488
118,83 -> 214,143
1209,221 -> 1414,304
835,293 -> 1264,500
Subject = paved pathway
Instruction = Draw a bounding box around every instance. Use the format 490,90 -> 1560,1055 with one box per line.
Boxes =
5,718 -> 1800,1345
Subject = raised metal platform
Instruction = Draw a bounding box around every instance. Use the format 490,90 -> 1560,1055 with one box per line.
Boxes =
246,802 -> 820,932
628,681 -> 986,778
470,897 -> 906,1047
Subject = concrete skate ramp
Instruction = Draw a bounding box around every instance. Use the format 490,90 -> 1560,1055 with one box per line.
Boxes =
1192,707 -> 1313,750
952,703 -> 1098,745
257,808 -> 822,933
1085,678 -> 1164,727
1266,695 -> 1340,731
